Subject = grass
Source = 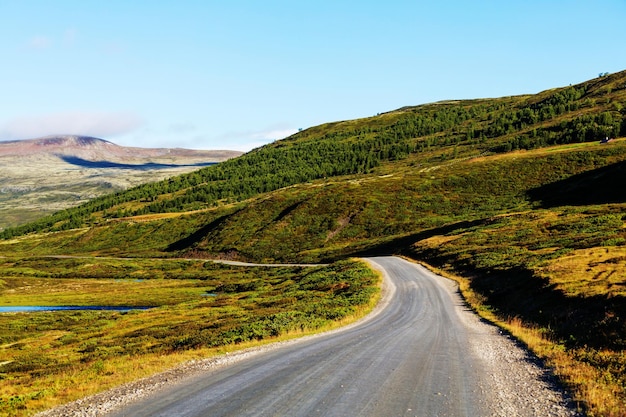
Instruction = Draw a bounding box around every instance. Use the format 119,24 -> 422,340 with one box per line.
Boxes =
0,276 -> 202,307
539,247 -> 626,298
0,258 -> 381,416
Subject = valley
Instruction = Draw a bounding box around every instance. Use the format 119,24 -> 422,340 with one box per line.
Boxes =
0,136 -> 241,230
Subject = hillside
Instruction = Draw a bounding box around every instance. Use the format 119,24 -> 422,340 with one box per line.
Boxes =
1,70 -> 626,415
0,136 -> 241,230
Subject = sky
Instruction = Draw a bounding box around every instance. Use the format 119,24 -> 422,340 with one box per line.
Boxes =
0,1 -> 625,152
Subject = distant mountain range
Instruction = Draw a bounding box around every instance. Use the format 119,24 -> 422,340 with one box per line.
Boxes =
0,135 -> 242,229
0,135 -> 239,161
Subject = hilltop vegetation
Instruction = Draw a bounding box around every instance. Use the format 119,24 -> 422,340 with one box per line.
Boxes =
1,70 -> 626,415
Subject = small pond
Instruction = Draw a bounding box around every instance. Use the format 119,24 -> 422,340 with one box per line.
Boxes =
0,306 -> 151,313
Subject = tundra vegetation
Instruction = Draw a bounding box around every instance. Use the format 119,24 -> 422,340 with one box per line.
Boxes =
1,70 -> 626,416
0,258 -> 379,416
0,137 -> 241,231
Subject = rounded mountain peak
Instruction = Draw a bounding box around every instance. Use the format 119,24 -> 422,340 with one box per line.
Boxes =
35,135 -> 115,148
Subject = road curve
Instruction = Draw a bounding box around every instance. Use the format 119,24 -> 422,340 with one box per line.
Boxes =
101,256 -> 577,417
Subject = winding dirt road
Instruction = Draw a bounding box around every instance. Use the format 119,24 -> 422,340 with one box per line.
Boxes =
39,256 -> 580,416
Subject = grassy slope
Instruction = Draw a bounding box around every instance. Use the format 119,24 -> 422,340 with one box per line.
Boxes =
1,70 -> 626,415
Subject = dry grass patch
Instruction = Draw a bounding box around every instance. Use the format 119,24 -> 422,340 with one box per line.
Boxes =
540,247 -> 626,298
419,234 -> 464,247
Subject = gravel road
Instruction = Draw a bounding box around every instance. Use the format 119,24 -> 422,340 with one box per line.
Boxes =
37,256 -> 581,417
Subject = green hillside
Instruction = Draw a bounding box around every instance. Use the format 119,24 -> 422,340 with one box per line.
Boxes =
2,70 -> 624,239
2,70 -> 626,415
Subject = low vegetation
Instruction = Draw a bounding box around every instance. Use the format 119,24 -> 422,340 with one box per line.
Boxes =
1,70 -> 626,416
0,258 -> 380,416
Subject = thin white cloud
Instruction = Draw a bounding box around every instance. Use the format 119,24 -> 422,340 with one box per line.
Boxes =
102,41 -> 127,55
63,28 -> 77,45
250,127 -> 299,141
228,140 -> 275,153
213,125 -> 300,152
0,111 -> 143,140
167,122 -> 197,134
29,36 -> 52,49
26,29 -> 76,50
219,124 -> 299,142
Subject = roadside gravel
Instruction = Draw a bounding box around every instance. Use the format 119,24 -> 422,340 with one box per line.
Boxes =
34,345 -> 305,417
426,268 -> 582,417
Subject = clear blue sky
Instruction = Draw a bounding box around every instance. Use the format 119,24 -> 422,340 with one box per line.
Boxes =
1,1 -> 625,152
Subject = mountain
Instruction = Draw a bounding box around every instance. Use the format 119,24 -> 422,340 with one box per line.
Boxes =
2,70 -> 626,414
0,135 -> 239,161
0,135 -> 242,229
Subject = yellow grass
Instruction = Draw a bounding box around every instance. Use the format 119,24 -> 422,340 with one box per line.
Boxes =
3,310 -> 381,417
540,247 -> 626,298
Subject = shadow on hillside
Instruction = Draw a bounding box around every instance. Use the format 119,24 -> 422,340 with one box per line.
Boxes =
59,155 -> 217,170
451,263 -> 625,350
345,219 -> 487,259
166,212 -> 238,252
527,160 -> 626,207
400,234 -> 626,350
